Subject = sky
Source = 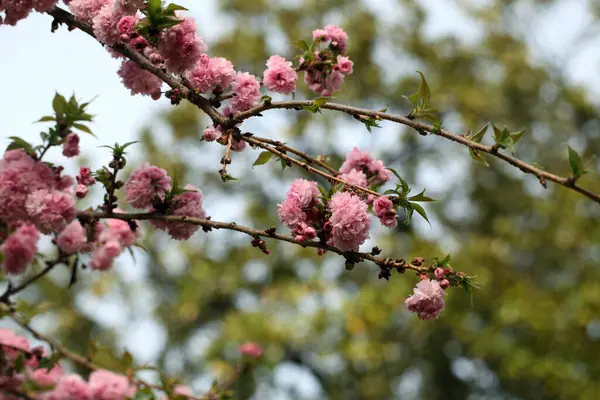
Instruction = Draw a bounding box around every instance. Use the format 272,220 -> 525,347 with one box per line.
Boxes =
1,0 -> 599,397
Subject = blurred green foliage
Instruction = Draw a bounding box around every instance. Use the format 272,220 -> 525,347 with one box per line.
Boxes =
17,1 -> 600,399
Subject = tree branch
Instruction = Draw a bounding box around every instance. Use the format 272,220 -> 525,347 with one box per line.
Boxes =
231,100 -> 600,204
80,211 -> 425,274
0,258 -> 62,304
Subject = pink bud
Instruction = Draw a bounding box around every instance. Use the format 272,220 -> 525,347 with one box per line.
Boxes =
75,184 -> 88,199
240,342 -> 263,359
439,279 -> 450,289
434,267 -> 445,280
120,34 -> 130,42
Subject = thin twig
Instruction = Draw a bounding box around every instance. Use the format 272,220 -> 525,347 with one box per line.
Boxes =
231,100 -> 600,204
243,135 -> 381,197
0,259 -> 61,304
79,211 -> 423,273
219,133 -> 233,182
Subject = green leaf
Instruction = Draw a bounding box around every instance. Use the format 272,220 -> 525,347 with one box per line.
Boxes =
132,386 -> 156,400
386,168 -> 402,181
72,123 -> 95,136
52,92 -> 68,115
259,95 -> 272,103
164,3 -> 188,15
313,97 -> 330,107
291,40 -> 310,51
121,350 -> 134,371
411,202 -> 431,225
223,173 -> 238,182
408,190 -> 435,202
253,151 -> 274,167
35,116 -> 55,123
280,158 -> 287,170
568,146 -> 587,178
435,254 -> 451,268
469,148 -> 490,167
468,123 -> 489,143
7,136 -> 34,153
416,71 -> 431,107
383,189 -> 398,196
511,128 -> 526,144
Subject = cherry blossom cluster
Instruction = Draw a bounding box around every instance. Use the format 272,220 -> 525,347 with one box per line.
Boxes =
277,148 -> 400,253
0,327 -> 137,399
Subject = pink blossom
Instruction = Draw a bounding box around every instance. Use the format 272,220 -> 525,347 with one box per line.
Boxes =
373,196 -> 397,229
118,60 -> 162,99
288,179 -> 320,208
76,167 -> 96,186
76,184 -> 89,199
230,72 -> 261,112
124,163 -> 171,209
339,147 -> 391,184
324,70 -> 344,94
327,192 -> 371,252
25,189 -> 77,234
339,168 -> 367,187
434,267 -> 444,280
336,55 -> 353,75
304,72 -> 325,94
40,374 -> 91,400
90,241 -> 120,271
158,15 -> 206,74
0,328 -> 31,358
92,3 -> 125,45
276,198 -> 305,230
150,185 -> 206,240
0,225 -> 40,275
68,0 -> 109,23
56,220 -> 87,254
113,0 -> 143,13
312,28 -> 329,42
263,55 -> 297,95
88,369 -> 136,400
325,24 -> 348,52
293,222 -> 317,242
0,149 -> 57,222
187,54 -> 236,93
62,133 -> 80,157
116,15 -> 137,35
230,138 -> 246,152
104,218 -> 139,247
31,0 -> 57,12
240,342 -> 263,359
439,279 -> 450,289
203,127 -> 222,142
1,0 -> 32,25
405,279 -> 446,320
28,363 -> 64,388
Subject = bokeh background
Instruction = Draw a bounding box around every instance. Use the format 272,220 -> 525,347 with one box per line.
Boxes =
2,0 -> 600,399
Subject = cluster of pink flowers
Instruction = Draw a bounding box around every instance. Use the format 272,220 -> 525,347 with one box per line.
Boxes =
0,0 -> 57,26
62,133 -> 81,157
262,55 -> 297,95
301,25 -> 354,96
405,278 -> 446,320
373,196 -> 397,228
0,328 -> 137,399
339,147 -> 392,185
124,164 -> 207,240
327,191 -> 371,251
187,54 -> 236,94
158,14 -> 205,74
76,166 -> 96,199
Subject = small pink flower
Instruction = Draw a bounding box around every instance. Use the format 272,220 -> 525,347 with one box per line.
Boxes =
41,374 -> 91,400
339,147 -> 391,184
293,222 -> 317,242
92,3 -> 125,45
118,60 -> 163,99
203,127 -> 222,142
104,218 -> 139,247
26,189 -> 77,234
324,24 -> 348,51
62,133 -> 80,157
150,185 -> 206,240
287,179 -> 320,208
339,168 -> 367,187
124,163 -> 171,209
240,342 -> 263,359
324,70 -> 344,94
76,184 -> 89,199
88,369 -> 137,400
312,28 -> 329,42
230,138 -> 246,152
158,14 -> 206,74
77,167 -> 96,186
117,15 -> 138,35
439,279 -> 450,289
336,55 -> 353,75
373,196 -> 397,229
230,72 -> 261,112
28,363 -> 64,388
434,267 -> 445,280
187,54 -> 236,93
56,220 -> 87,254
327,191 -> 371,252
405,279 -> 446,320
68,0 -> 110,23
1,224 -> 39,275
262,55 -> 297,95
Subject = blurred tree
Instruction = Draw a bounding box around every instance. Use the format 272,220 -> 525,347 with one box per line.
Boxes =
15,1 -> 600,399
